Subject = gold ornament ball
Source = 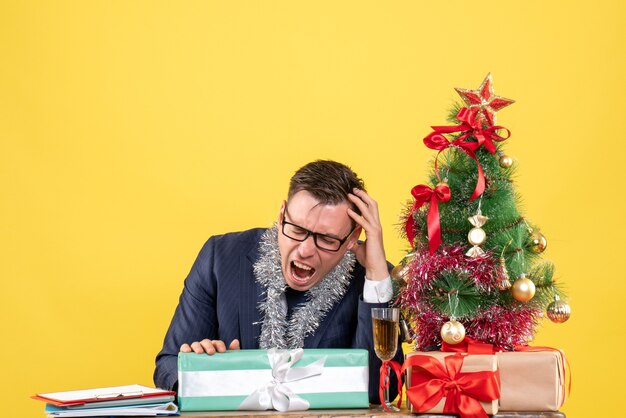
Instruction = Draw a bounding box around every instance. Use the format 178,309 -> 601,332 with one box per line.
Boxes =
391,263 -> 409,282
391,253 -> 415,282
468,227 -> 487,246
547,300 -> 571,323
529,231 -> 548,253
436,181 -> 449,189
440,320 -> 466,345
499,155 -> 513,168
512,276 -> 536,303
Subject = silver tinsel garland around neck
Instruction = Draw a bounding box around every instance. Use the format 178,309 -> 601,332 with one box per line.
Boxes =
254,225 -> 356,349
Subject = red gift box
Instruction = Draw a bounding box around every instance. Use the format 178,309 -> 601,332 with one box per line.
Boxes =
403,351 -> 500,418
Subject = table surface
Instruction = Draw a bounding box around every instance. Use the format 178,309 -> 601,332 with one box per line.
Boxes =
180,408 -> 566,417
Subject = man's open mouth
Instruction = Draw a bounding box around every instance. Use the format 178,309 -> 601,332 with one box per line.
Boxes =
291,260 -> 316,282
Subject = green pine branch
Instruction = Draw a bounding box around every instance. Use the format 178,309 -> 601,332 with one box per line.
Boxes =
427,270 -> 496,318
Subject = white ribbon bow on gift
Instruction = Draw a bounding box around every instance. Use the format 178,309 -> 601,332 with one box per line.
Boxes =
238,348 -> 326,412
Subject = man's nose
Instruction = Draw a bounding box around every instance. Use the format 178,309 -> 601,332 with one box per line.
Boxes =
297,235 -> 317,257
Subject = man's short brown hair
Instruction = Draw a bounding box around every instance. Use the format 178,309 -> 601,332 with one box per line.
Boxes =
288,160 -> 366,207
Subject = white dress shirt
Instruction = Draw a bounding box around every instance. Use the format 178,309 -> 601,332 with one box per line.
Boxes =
363,276 -> 393,303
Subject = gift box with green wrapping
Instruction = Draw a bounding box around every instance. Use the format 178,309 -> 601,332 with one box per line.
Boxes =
177,348 -> 369,412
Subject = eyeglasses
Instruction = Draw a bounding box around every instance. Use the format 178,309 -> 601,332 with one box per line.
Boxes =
281,207 -> 355,252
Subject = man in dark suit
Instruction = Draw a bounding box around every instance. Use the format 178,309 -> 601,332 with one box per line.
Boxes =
154,160 -> 402,404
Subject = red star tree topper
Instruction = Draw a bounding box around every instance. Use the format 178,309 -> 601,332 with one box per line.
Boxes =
454,73 -> 515,127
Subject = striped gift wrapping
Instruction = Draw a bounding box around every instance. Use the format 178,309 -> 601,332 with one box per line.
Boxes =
177,348 -> 370,411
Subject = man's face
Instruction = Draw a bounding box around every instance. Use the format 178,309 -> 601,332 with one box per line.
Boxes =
277,190 -> 359,291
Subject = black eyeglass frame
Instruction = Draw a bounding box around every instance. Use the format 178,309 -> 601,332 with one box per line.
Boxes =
281,206 -> 356,252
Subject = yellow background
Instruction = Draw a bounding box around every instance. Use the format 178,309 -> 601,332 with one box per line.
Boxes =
1,1 -> 623,416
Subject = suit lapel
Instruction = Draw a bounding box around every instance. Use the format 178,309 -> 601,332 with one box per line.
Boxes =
238,248 -> 263,349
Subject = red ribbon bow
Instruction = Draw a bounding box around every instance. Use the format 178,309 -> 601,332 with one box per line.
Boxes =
402,353 -> 500,418
378,360 -> 403,411
453,107 -> 511,153
405,182 -> 451,254
423,107 -> 511,201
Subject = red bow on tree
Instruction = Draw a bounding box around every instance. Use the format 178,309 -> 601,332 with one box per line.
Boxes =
405,183 -> 451,255
402,353 -> 500,418
423,107 -> 511,201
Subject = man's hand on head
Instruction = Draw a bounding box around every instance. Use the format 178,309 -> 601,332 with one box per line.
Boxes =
180,339 -> 240,354
347,188 -> 389,281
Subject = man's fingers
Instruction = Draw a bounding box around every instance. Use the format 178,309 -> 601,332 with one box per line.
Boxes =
199,339 -> 217,354
213,340 -> 227,353
351,188 -> 378,212
347,193 -> 368,214
352,188 -> 376,206
348,207 -> 379,236
347,207 -> 366,227
348,191 -> 379,222
189,341 -> 205,354
181,339 -> 239,354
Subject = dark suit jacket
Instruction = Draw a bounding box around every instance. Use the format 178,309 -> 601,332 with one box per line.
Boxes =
154,228 -> 403,403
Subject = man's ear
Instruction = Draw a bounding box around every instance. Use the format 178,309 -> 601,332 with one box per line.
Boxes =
277,200 -> 286,223
346,226 -> 363,250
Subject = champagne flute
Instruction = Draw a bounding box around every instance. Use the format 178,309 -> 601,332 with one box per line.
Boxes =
371,307 -> 400,411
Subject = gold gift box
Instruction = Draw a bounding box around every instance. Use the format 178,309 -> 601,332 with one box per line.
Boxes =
497,350 -> 567,411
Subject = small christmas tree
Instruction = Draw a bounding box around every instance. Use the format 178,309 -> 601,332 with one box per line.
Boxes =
396,74 -> 571,350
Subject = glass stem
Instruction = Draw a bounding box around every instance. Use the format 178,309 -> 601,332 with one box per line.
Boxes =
384,363 -> 391,406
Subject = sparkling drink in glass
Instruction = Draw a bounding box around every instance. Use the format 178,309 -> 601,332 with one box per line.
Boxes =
371,307 -> 400,411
